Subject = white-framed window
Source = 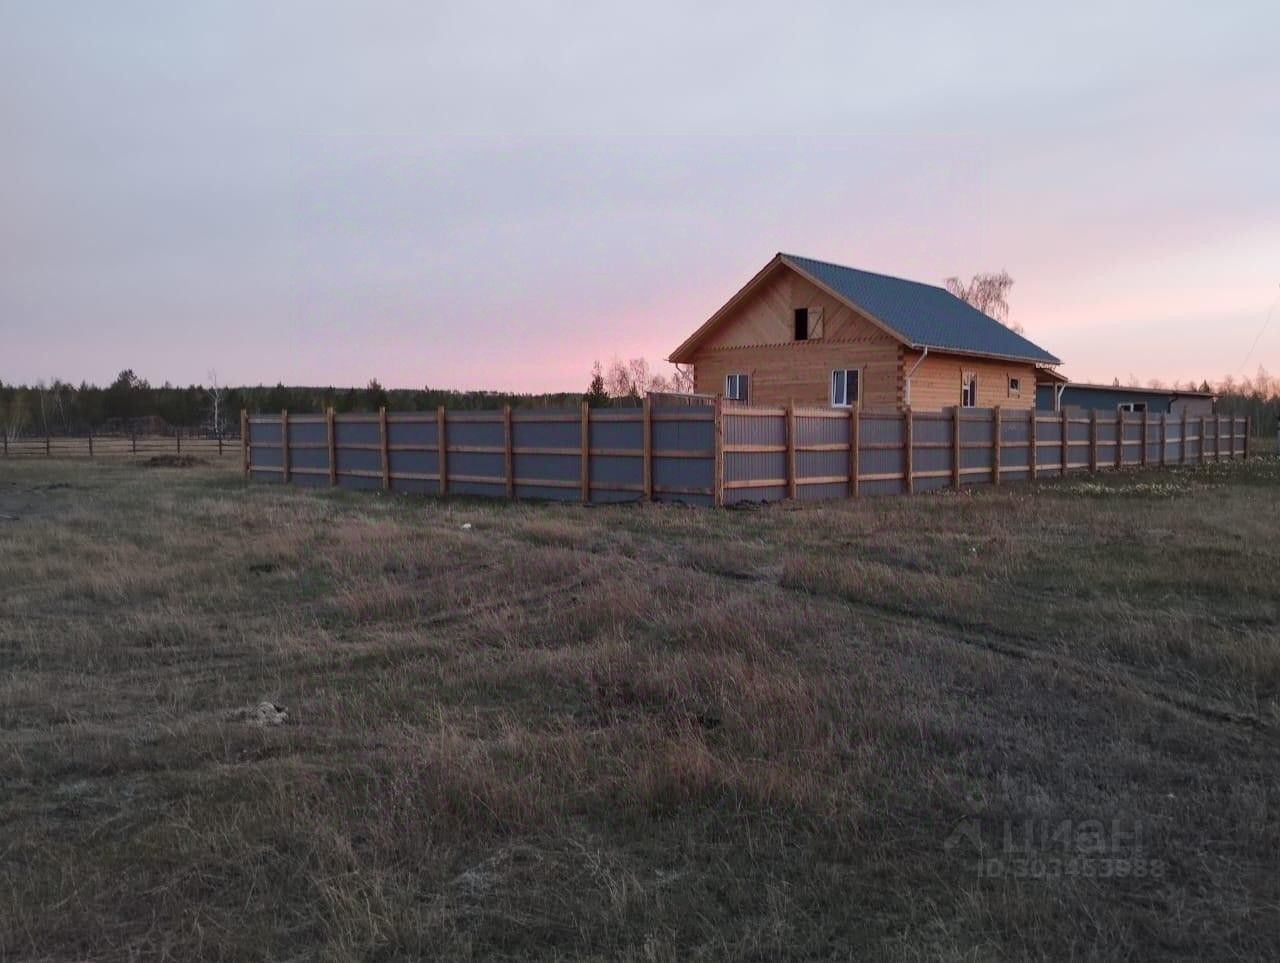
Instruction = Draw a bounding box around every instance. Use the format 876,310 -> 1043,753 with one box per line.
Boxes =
830,368 -> 860,407
725,373 -> 749,403
1118,401 -> 1147,413
961,371 -> 978,408
1008,376 -> 1021,398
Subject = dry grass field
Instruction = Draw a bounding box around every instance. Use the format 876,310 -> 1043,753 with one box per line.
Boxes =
2,453 -> 1279,961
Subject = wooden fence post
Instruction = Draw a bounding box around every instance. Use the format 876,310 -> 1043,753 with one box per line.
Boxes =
437,406 -> 448,496
241,409 -> 249,479
1116,411 -> 1123,469
45,424 -> 50,457
952,406 -> 962,489
177,427 -> 182,455
1060,408 -> 1069,476
87,426 -> 94,459
378,407 -> 390,491
786,401 -> 797,500
904,407 -> 914,494
131,425 -> 137,456
503,404 -> 514,499
1245,417 -> 1251,460
1140,410 -> 1148,468
642,394 -> 653,501
580,401 -> 590,505
1199,416 -> 1206,465
217,430 -> 223,457
713,394 -> 724,507
1180,409 -> 1188,465
1088,409 -> 1098,473
848,404 -> 860,497
991,406 -> 1001,486
1228,414 -> 1236,461
1216,415 -> 1223,462
281,410 -> 290,484
326,408 -> 337,486
1159,413 -> 1167,467
1029,410 -> 1038,481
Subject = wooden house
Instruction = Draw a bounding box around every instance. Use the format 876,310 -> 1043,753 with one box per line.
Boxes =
668,253 -> 1062,411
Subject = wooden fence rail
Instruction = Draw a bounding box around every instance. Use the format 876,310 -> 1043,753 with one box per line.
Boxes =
244,405 -> 1252,506
2,431 -> 236,459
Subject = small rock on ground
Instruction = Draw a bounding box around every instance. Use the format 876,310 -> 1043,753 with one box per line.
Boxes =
227,702 -> 289,726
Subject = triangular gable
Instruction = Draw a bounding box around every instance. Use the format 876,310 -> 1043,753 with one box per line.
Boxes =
669,254 -> 908,364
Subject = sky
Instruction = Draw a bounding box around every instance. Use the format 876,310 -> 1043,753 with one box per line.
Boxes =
3,1 -> 1278,392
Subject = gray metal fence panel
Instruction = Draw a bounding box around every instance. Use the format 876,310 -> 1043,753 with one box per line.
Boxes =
251,421 -> 282,445
591,455 -> 642,494
1036,417 -> 1061,471
292,447 -> 329,472
960,443 -> 994,484
254,445 -> 283,470
247,404 -> 1247,507
342,475 -> 384,492
723,410 -> 786,503
1000,412 -> 1031,481
338,448 -> 381,475
795,411 -> 851,501
914,413 -> 952,489
334,419 -> 379,447
590,418 -> 641,452
652,407 -> 714,505
961,413 -> 994,446
515,484 -> 580,503
515,452 -> 579,484
515,418 -> 580,450
860,412 -> 907,495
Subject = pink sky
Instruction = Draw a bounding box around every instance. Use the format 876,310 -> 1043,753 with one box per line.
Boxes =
4,3 -> 1277,392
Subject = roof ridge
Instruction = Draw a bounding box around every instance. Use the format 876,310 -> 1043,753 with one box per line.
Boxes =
779,253 -> 951,295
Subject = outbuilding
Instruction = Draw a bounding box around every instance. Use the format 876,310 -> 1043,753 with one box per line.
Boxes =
1035,381 -> 1216,416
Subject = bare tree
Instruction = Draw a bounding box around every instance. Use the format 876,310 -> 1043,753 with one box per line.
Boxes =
944,271 -> 1023,334
207,370 -> 226,436
2,393 -> 27,442
596,357 -> 695,402
34,380 -> 50,437
670,364 -> 695,393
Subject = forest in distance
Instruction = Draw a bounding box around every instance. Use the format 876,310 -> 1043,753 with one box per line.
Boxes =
2,361 -> 1278,438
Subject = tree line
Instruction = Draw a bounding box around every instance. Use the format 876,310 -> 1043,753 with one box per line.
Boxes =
0,358 -> 694,439
3,362 -> 1275,440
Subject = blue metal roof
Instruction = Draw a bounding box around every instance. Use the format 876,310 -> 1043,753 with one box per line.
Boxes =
781,254 -> 1061,365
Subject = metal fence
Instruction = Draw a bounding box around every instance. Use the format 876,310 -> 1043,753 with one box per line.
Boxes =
244,402 -> 716,506
244,403 -> 1251,506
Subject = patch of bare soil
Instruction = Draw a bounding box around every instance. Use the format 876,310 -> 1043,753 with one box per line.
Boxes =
142,454 -> 206,468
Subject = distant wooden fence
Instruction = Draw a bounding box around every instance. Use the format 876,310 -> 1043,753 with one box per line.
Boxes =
2,431 -> 237,459
244,404 -> 1251,506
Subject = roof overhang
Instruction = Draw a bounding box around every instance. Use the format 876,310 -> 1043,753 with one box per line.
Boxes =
1034,367 -> 1070,384
902,344 -> 1064,366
